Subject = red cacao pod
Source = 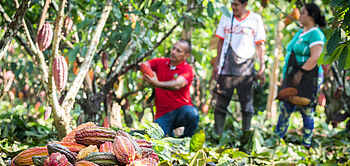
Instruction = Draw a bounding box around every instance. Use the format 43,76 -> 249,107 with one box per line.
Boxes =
61,122 -> 97,143
276,87 -> 298,100
53,56 -> 68,92
12,147 -> 48,166
101,52 -> 108,70
99,142 -> 115,155
37,23 -> 53,51
113,135 -> 136,164
44,152 -> 72,166
139,63 -> 154,77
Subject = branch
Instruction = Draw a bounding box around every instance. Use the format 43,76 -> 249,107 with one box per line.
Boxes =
38,0 -> 51,31
0,0 -> 30,61
270,0 -> 301,27
61,0 -> 113,113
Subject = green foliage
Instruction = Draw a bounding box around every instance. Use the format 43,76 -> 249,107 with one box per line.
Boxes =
190,130 -> 205,152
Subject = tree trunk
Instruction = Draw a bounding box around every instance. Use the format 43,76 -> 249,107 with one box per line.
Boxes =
0,0 -> 30,61
266,14 -> 284,120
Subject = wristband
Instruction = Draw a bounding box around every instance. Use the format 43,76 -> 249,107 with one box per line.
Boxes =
299,67 -> 308,73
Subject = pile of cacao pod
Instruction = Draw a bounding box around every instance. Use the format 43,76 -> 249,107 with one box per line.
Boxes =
11,122 -> 160,166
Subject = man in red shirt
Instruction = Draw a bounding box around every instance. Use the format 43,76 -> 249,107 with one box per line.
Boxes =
142,39 -> 199,137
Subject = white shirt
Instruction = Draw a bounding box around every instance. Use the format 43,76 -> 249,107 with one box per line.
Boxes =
216,11 -> 266,68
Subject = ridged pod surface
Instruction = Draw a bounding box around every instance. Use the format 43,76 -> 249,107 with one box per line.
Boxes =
76,145 -> 99,161
64,17 -> 73,32
53,56 -> 68,92
54,142 -> 86,153
135,139 -> 153,149
61,122 -> 96,143
116,130 -> 142,159
126,158 -> 157,166
289,96 -> 311,106
12,147 -> 48,166
99,142 -> 115,155
113,135 -> 136,164
276,87 -> 298,100
75,127 -> 116,146
32,156 -> 48,166
47,142 -> 76,164
74,160 -> 99,166
84,152 -> 119,166
37,23 -> 53,51
44,152 -> 72,166
139,63 -> 154,77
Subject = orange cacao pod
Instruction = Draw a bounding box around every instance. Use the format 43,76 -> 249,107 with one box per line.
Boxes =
276,87 -> 298,100
75,127 -> 116,146
73,60 -> 79,75
53,56 -> 68,92
113,135 -> 136,164
54,142 -> 86,153
99,142 -> 115,155
288,96 -> 311,106
75,160 -> 98,166
76,145 -> 99,161
292,8 -> 300,20
139,63 -> 154,77
101,52 -> 108,70
12,147 -> 48,166
37,22 -> 53,51
61,122 -> 97,143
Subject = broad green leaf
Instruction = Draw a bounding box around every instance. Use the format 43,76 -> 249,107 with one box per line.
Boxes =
326,28 -> 341,55
80,46 -> 88,57
149,12 -> 166,19
207,1 -> 214,18
189,149 -> 207,166
219,6 -> 231,18
190,130 -> 205,152
68,45 -> 80,62
325,43 -> 345,64
337,45 -> 348,71
231,151 -> 249,158
345,43 -> 350,69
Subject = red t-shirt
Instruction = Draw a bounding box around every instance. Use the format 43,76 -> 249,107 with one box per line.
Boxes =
147,58 -> 194,119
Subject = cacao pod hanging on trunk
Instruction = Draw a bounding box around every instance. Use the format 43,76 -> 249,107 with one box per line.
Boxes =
37,22 -> 53,51
101,52 -> 108,70
261,0 -> 269,8
53,56 -> 68,92
64,16 -> 73,32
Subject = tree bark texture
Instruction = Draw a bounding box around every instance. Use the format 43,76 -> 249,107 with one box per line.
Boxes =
0,0 -> 30,61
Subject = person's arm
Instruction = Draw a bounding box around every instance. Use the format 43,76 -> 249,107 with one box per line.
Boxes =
144,74 -> 188,91
301,44 -> 323,71
213,38 -> 224,81
255,42 -> 266,85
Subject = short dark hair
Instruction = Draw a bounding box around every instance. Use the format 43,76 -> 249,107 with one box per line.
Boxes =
178,39 -> 192,54
232,0 -> 248,4
305,3 -> 326,27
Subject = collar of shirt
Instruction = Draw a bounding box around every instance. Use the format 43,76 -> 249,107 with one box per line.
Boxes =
165,60 -> 187,70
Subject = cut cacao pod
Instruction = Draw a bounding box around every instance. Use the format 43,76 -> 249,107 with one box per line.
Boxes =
75,127 -> 116,146
276,87 -> 298,100
47,142 -> 76,164
116,130 -> 142,159
53,56 -> 68,92
139,63 -> 154,77
37,22 -> 53,51
288,96 -> 311,106
84,152 -> 119,166
13,147 -> 48,166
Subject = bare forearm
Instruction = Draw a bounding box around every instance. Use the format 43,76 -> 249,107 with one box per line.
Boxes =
302,45 -> 323,71
256,43 -> 266,71
216,39 -> 224,66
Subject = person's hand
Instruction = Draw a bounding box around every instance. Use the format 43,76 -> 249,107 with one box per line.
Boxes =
292,70 -> 303,87
256,69 -> 265,86
143,72 -> 158,87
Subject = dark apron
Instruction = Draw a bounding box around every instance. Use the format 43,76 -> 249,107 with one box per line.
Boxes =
280,51 -> 318,107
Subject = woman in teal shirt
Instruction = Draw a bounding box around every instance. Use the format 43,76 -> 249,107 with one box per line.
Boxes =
275,3 -> 326,148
